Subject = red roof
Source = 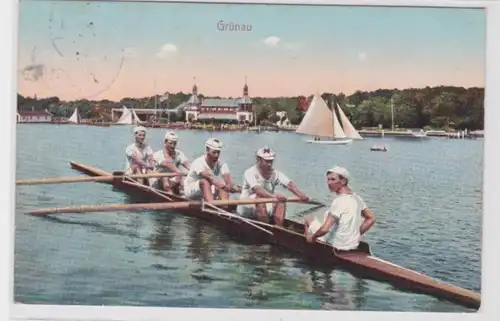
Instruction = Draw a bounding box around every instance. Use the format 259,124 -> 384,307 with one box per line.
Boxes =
20,111 -> 52,116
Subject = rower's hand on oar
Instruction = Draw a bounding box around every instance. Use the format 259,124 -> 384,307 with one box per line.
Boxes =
299,194 -> 311,202
229,185 -> 241,193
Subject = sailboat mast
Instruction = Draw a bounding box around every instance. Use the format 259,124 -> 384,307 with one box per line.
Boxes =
331,95 -> 335,140
391,97 -> 394,131
154,79 -> 158,120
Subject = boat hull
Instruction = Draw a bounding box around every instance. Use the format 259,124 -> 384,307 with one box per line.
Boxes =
67,161 -> 481,310
306,139 -> 353,145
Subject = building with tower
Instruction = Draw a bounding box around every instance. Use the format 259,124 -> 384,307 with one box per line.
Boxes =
182,78 -> 254,123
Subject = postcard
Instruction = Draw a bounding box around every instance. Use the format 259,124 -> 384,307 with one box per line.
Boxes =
9,0 -> 499,321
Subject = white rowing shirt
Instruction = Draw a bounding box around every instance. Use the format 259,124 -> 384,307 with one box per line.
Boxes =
320,194 -> 367,251
240,165 -> 291,199
125,143 -> 154,171
153,149 -> 188,173
184,154 -> 230,186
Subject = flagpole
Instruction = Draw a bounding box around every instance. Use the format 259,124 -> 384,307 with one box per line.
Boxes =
154,79 -> 158,121
166,93 -> 170,124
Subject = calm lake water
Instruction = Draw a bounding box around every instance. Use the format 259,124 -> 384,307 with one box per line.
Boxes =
13,124 -> 483,312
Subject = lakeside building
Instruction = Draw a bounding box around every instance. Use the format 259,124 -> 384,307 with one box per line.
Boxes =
182,80 -> 254,123
97,78 -> 255,124
17,109 -> 53,123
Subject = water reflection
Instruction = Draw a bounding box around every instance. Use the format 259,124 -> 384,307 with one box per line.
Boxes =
292,261 -> 366,310
144,205 -> 368,310
319,271 -> 366,310
234,245 -> 290,302
186,218 -> 224,264
149,213 -> 176,253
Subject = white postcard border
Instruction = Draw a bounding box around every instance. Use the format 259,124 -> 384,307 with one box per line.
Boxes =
3,0 -> 498,320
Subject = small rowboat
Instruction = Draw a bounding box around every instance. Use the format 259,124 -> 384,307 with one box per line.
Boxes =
67,161 -> 480,310
370,146 -> 387,152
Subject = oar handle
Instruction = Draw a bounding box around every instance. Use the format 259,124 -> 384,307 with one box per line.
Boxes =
306,199 -> 326,206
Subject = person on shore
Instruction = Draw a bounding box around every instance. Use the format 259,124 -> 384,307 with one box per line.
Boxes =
152,131 -> 190,194
304,166 -> 376,252
183,138 -> 238,202
237,147 -> 311,226
125,126 -> 155,185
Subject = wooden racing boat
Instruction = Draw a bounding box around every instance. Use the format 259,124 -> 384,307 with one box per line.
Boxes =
68,161 -> 480,310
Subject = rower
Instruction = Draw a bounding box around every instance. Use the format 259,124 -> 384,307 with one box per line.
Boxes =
183,138 -> 237,202
125,126 -> 155,185
236,147 -> 311,226
152,131 -> 190,195
304,166 -> 376,252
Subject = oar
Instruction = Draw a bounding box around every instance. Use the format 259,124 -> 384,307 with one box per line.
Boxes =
294,203 -> 326,217
16,172 -> 185,186
202,202 -> 274,236
28,197 -> 322,216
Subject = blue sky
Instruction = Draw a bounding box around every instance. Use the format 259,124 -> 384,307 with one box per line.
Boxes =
17,0 -> 486,100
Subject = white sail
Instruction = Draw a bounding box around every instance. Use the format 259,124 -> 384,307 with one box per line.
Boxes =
68,107 -> 79,124
116,106 -> 133,124
337,103 -> 362,139
296,93 -> 346,139
132,109 -> 144,124
332,105 -> 347,139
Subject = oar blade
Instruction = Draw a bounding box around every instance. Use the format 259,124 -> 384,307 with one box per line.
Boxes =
16,172 -> 185,186
26,196 -> 319,217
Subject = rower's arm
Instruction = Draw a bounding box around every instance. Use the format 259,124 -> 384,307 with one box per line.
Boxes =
360,208 -> 376,235
199,170 -> 217,184
161,158 -> 183,174
182,160 -> 191,171
178,152 -> 191,171
245,169 -> 273,198
127,149 -> 148,168
198,168 -> 225,188
312,214 -> 337,239
222,173 -> 233,187
286,181 -> 308,199
220,163 -> 233,188
145,147 -> 155,167
252,186 -> 274,198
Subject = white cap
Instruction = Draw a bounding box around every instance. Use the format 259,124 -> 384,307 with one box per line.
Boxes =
327,166 -> 350,180
164,131 -> 178,142
133,126 -> 147,134
256,147 -> 276,160
205,138 -> 223,150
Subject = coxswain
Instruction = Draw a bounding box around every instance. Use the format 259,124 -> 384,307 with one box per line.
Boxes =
304,166 -> 376,252
152,131 -> 190,194
125,126 -> 155,185
183,138 -> 237,202
237,147 -> 311,226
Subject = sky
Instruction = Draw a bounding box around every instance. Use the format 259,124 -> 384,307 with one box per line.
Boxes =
17,0 -> 486,101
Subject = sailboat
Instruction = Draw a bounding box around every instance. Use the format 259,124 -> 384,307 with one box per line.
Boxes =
115,106 -> 145,125
68,107 -> 80,124
296,93 -> 361,145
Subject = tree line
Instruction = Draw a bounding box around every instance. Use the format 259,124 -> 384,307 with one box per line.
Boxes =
17,85 -> 484,130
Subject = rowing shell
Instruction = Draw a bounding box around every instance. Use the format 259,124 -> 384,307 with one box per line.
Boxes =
66,161 -> 480,310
